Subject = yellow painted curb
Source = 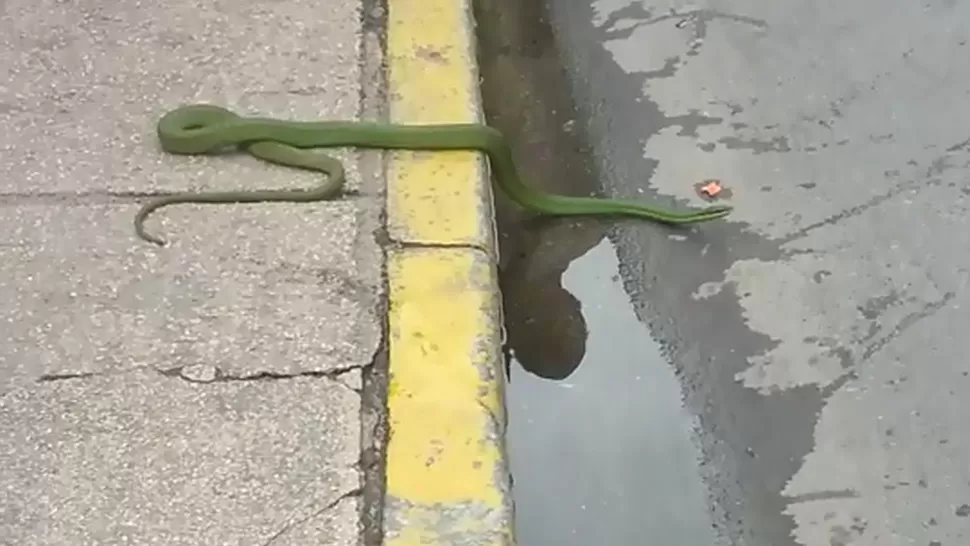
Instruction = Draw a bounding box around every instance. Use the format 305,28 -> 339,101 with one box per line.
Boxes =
385,0 -> 496,252
383,0 -> 514,545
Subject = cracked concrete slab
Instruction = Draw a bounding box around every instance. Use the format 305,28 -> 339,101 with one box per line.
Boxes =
0,370 -> 361,546
0,203 -> 379,393
0,0 -> 382,543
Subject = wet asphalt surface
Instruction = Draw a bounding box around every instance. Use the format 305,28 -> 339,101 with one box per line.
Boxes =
476,0 -> 970,545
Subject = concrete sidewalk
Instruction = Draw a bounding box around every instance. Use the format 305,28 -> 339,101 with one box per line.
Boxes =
0,0 -> 512,545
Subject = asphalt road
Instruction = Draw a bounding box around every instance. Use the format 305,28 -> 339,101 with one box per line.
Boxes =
482,0 -> 970,545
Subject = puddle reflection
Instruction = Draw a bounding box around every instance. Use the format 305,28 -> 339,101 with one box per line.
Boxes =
505,238 -> 717,546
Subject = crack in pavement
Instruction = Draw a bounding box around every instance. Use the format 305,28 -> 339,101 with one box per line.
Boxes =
36,371 -> 102,382
155,363 -> 362,384
261,487 -> 363,546
35,363 -> 364,390
859,291 -> 955,361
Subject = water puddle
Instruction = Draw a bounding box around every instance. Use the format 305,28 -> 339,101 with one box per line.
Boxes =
470,0 -> 722,541
506,237 -> 717,545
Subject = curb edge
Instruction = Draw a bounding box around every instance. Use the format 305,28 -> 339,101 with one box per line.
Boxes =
382,0 -> 514,544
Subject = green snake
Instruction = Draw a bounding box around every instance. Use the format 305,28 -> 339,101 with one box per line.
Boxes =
135,104 -> 732,246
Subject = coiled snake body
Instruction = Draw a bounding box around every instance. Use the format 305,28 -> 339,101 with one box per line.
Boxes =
136,104 -> 732,245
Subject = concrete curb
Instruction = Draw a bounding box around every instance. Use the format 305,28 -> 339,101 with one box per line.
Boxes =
381,0 -> 515,545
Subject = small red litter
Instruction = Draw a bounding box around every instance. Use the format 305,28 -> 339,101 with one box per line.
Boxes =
700,179 -> 723,197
